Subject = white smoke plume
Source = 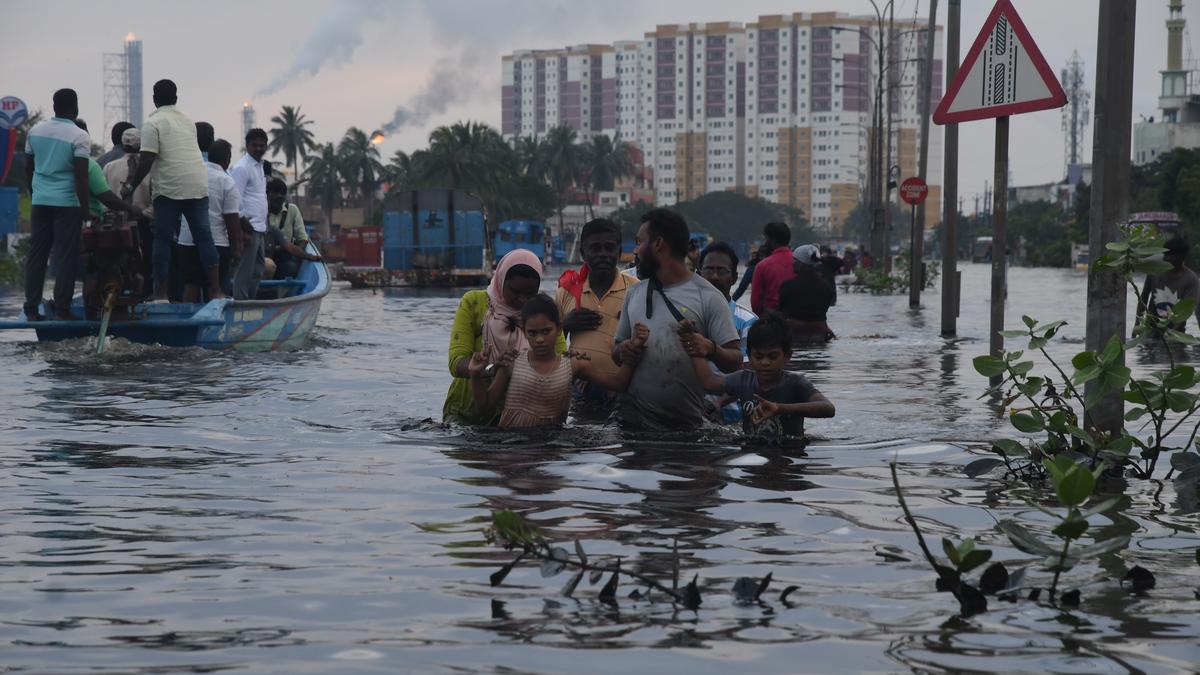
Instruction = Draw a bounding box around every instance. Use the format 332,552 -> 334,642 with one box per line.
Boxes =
254,0 -> 390,98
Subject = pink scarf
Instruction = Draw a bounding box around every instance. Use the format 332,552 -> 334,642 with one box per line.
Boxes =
483,249 -> 543,361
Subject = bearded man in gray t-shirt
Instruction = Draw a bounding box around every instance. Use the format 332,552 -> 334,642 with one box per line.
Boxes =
613,209 -> 742,430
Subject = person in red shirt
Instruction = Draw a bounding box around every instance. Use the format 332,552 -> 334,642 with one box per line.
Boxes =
750,221 -> 795,316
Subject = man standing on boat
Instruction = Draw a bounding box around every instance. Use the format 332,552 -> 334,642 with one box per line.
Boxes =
178,139 -> 243,300
22,88 -> 91,321
123,79 -> 225,303
231,128 -> 270,299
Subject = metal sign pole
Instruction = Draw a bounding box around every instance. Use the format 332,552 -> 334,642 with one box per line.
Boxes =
989,116 -> 1009,387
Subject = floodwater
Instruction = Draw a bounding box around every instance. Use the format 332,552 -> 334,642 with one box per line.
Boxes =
0,263 -> 1197,674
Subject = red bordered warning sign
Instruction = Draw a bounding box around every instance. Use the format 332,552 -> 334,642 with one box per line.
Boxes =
933,0 -> 1067,124
899,177 -> 929,206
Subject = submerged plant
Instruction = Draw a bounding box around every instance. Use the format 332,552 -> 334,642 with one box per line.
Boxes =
486,509 -> 794,609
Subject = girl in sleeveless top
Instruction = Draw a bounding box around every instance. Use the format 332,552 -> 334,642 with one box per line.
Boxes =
469,294 -> 649,429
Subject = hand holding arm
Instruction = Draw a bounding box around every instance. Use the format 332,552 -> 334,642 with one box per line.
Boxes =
579,323 -> 649,392
769,391 -> 836,419
123,151 -> 155,197
562,307 -> 603,335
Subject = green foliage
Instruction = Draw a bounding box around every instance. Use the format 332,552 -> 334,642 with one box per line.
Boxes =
0,237 -> 30,285
844,250 -> 939,295
977,226 -> 1200,481
268,105 -> 319,176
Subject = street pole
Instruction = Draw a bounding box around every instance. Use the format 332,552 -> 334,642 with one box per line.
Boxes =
911,0 -> 938,307
870,8 -> 889,273
941,0 -> 961,335
884,1 -> 895,273
1085,0 -> 1136,434
989,116 -> 1009,387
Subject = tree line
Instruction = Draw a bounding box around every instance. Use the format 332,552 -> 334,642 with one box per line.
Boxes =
265,106 -> 636,233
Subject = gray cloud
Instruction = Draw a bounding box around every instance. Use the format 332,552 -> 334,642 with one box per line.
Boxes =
378,52 -> 484,135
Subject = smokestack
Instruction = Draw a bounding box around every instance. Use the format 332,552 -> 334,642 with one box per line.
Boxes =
124,35 -> 143,126
241,102 -> 255,147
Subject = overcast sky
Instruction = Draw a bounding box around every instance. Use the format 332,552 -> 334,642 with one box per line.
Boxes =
5,0 -> 1197,213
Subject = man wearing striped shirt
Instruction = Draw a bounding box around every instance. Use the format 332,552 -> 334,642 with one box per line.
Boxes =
23,88 -> 91,321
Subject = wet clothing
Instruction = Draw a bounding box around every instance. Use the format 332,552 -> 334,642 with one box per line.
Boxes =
778,270 -> 835,323
723,370 -> 818,440
556,270 -> 634,419
614,273 -> 739,430
750,247 -> 796,316
443,290 -> 567,425
232,230 -> 265,299
1143,267 -> 1200,331
499,351 -> 574,428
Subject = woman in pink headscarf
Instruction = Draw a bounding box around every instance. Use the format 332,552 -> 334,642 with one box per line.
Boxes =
443,250 -> 564,425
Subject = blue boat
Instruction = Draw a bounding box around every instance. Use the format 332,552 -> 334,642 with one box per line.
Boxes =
0,243 -> 329,351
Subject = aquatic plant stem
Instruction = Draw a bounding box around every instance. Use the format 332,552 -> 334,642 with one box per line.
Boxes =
525,543 -> 685,603
889,461 -> 947,581
1049,537 -> 1072,602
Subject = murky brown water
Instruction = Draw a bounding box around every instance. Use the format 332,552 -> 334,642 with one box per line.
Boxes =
0,263 -> 1196,673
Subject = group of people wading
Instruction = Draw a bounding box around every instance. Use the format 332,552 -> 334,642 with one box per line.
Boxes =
443,209 -> 836,442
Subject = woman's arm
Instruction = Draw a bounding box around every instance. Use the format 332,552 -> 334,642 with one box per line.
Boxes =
474,350 -> 516,409
448,293 -> 482,378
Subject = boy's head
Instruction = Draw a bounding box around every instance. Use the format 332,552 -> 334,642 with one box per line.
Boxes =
1165,236 -> 1190,269
747,313 -> 792,376
520,293 -> 561,355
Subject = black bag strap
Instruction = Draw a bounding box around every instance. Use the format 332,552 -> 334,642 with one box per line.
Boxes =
647,277 -> 686,322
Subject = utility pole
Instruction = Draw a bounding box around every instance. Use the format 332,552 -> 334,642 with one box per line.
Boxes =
911,0 -> 938,307
941,0 -> 961,334
870,11 -> 888,271
1085,0 -> 1136,434
884,1 -> 896,273
989,117 -> 1009,387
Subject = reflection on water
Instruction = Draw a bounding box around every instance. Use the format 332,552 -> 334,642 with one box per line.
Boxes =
0,264 -> 1198,673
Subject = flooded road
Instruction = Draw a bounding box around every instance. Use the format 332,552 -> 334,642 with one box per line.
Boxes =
0,263 -> 1197,673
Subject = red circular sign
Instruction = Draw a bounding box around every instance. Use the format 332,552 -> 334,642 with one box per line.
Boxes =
899,177 -> 929,205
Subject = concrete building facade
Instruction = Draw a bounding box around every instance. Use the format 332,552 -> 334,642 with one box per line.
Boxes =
1134,0 -> 1200,165
501,11 -> 943,234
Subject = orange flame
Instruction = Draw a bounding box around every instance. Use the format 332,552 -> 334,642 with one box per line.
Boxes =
370,132 -> 385,145
125,32 -> 137,42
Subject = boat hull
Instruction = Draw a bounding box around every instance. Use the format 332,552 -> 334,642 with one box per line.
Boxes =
2,246 -> 330,352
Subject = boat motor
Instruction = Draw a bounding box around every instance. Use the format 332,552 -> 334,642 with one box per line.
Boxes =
81,211 -> 145,321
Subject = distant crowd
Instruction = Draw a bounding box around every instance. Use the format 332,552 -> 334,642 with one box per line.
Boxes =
22,80 -> 318,320
444,213 -> 839,440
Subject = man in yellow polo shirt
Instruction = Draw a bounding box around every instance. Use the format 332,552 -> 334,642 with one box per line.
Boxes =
555,218 -> 634,420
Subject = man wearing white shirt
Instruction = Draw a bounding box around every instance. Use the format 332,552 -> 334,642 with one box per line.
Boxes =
230,128 -> 269,300
123,79 -> 225,302
178,139 -> 243,301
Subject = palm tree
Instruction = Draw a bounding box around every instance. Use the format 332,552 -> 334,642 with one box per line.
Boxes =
337,127 -> 385,224
385,149 -> 418,199
419,121 -> 511,197
542,125 -> 581,238
302,142 -> 340,237
580,135 -> 634,220
268,105 -> 318,182
513,135 -> 548,180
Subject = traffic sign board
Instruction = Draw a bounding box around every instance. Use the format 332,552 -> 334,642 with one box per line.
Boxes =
933,0 -> 1067,124
899,177 -> 929,206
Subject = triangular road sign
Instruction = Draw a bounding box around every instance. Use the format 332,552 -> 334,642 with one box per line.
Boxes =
933,0 -> 1067,124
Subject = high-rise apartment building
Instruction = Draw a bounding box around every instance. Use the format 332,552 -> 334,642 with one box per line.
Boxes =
501,11 -> 943,234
